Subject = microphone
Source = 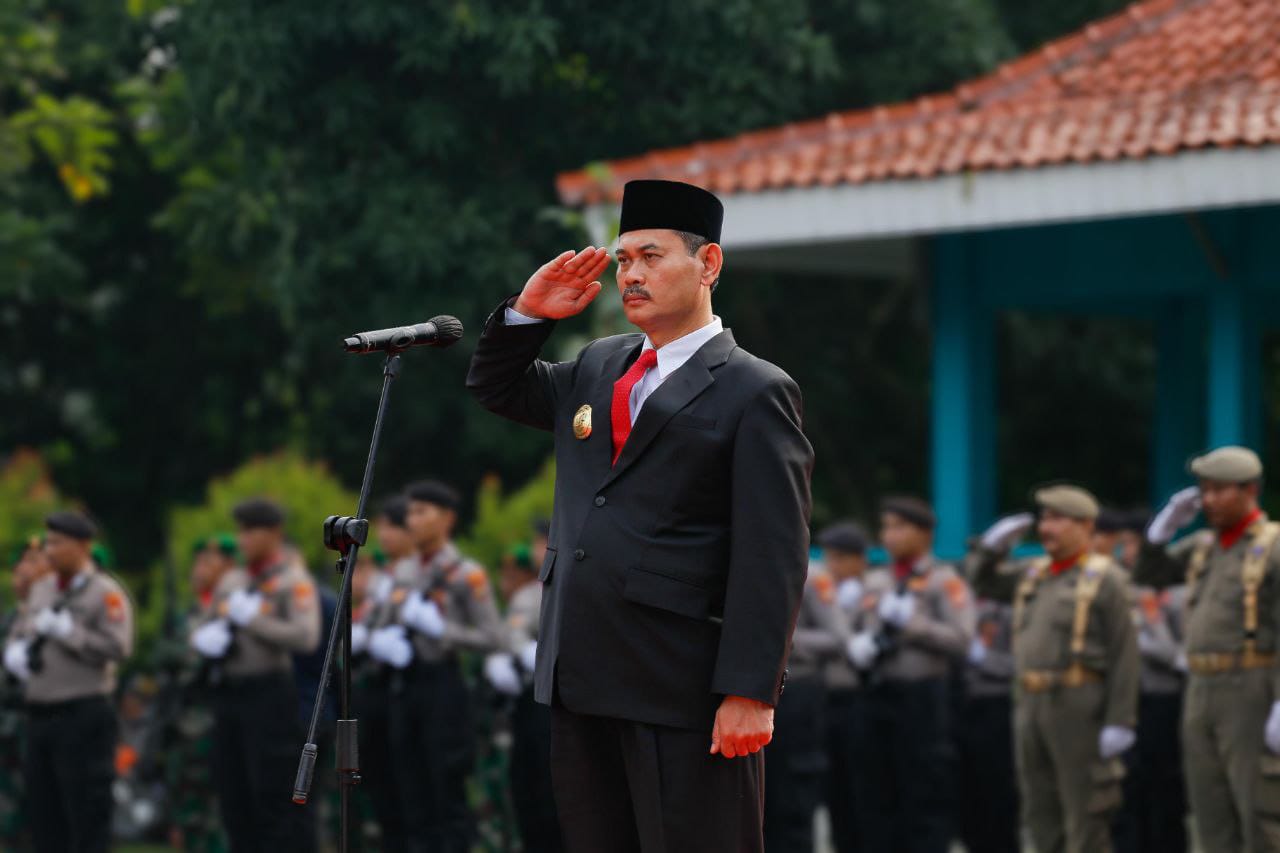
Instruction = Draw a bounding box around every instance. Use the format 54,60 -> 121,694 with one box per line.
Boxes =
343,315 -> 464,354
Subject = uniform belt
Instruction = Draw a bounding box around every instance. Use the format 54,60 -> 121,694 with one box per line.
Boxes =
24,694 -> 110,717
1019,663 -> 1103,693
1187,650 -> 1277,674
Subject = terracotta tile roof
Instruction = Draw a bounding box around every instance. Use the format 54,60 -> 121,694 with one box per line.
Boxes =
557,0 -> 1280,205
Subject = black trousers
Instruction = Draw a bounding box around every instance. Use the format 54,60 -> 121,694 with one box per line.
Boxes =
24,696 -> 115,853
510,689 -> 564,852
764,676 -> 826,853
1113,691 -> 1188,853
824,688 -> 865,853
855,677 -> 954,853
956,692 -> 1020,853
211,673 -> 318,853
550,695 -> 764,853
387,659 -> 474,853
354,672 -> 407,852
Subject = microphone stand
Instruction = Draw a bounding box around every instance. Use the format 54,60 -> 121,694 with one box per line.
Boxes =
293,351 -> 402,853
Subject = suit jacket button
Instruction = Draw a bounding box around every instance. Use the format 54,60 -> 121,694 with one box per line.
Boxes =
574,549 -> 585,561
594,496 -> 606,507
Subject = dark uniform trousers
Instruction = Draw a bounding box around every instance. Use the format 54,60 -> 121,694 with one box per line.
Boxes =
550,692 -> 764,853
1112,692 -> 1188,853
211,673 -> 317,853
764,676 -> 826,853
510,689 -> 564,852
387,659 -> 474,853
24,696 -> 115,853
354,670 -> 407,853
855,677 -> 954,853
825,688 -> 865,853
956,692 -> 1020,853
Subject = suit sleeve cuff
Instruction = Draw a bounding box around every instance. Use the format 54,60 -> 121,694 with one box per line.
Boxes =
504,306 -> 545,326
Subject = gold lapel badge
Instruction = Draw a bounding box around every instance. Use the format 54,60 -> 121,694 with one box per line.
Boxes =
573,404 -> 593,440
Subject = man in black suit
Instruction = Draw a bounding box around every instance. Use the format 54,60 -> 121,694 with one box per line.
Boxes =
466,179 -> 814,853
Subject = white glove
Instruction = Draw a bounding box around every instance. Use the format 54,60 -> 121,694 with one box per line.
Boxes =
968,637 -> 988,665
226,590 -> 263,627
370,574 -> 395,604
189,620 -> 233,659
400,591 -> 446,638
1147,486 -> 1201,545
1266,702 -> 1280,754
368,625 -> 413,669
1099,725 -> 1136,759
484,653 -> 522,696
1174,651 -> 1188,673
878,591 -> 916,628
836,578 -> 864,611
519,639 -> 538,674
34,607 -> 74,639
847,631 -> 879,669
350,622 -> 370,655
3,641 -> 31,682
1136,630 -> 1158,655
981,512 -> 1036,550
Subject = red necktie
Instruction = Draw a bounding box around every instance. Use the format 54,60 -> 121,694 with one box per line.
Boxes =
611,348 -> 658,465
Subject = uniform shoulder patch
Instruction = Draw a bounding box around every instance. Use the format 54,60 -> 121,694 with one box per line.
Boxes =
104,589 -> 127,623
943,576 -> 969,609
811,573 -> 835,604
465,567 -> 492,601
293,580 -> 316,610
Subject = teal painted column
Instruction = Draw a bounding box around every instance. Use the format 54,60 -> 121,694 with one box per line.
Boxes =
1153,299 -> 1205,503
1206,279 -> 1262,449
931,235 -> 995,559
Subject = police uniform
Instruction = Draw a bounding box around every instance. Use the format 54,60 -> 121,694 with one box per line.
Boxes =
764,562 -> 845,852
972,486 -> 1139,853
955,591 -> 1020,853
1134,446 -> 1280,853
5,513 -> 134,853
193,542 -> 321,852
384,542 -> 503,853
850,550 -> 974,852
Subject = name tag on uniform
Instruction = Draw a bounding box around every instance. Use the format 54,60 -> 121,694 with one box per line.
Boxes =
573,404 -> 592,440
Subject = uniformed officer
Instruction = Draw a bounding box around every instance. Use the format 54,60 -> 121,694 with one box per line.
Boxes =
973,485 -> 1139,853
764,540 -> 849,852
485,533 -> 564,852
813,521 -> 866,853
1101,509 -> 1188,853
188,498 -> 320,853
955,556 -> 1020,853
3,511 -> 134,853
845,497 -> 974,852
367,479 -> 503,853
1135,446 -> 1280,853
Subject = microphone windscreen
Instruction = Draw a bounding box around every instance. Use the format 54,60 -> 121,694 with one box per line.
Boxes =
429,315 -> 464,347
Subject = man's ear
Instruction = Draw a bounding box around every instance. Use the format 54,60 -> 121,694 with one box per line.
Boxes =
701,243 -> 724,288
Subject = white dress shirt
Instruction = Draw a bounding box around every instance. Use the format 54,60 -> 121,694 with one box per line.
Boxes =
505,306 -> 723,425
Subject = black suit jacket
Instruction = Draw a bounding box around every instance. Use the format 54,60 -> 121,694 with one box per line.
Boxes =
466,300 -> 814,731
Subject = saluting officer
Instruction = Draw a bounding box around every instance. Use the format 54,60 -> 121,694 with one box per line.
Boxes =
973,485 -> 1139,853
1136,446 -> 1280,853
845,497 -> 974,853
367,479 -> 503,853
3,511 -> 133,853
188,498 -> 321,853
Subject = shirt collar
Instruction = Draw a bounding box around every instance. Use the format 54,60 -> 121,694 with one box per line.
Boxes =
1049,552 -> 1085,576
1220,508 -> 1265,550
641,316 -> 724,380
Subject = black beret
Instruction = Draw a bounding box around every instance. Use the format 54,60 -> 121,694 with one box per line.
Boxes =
231,498 -> 286,529
45,510 -> 97,542
1095,508 -> 1126,533
405,480 -> 460,511
879,496 -> 937,531
619,180 -> 724,244
816,521 -> 868,555
378,495 -> 409,528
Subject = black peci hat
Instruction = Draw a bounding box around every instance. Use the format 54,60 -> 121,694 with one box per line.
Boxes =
619,180 -> 724,243
879,496 -> 937,531
405,480 -> 460,512
816,521 -> 868,555
232,498 -> 286,530
45,510 -> 97,542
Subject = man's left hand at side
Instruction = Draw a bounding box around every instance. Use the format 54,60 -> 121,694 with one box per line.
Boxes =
709,695 -> 774,759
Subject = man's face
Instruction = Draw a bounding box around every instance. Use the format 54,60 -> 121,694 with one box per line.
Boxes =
375,517 -> 413,559
614,229 -> 713,331
1199,479 -> 1257,530
236,527 -> 281,563
1092,531 -> 1120,560
530,534 -> 549,569
406,500 -> 454,550
879,513 -> 931,561
1038,510 -> 1092,559
824,550 -> 866,581
351,557 -> 375,604
1118,530 -> 1141,570
43,531 -> 89,575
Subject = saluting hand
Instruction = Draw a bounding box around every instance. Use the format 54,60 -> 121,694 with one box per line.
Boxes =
513,247 -> 611,320
709,695 -> 774,759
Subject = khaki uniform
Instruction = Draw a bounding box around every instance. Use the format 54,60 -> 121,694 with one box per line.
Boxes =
1135,517 -> 1280,853
822,573 -> 863,853
972,548 -> 1139,853
853,558 -> 974,852
390,543 -> 504,661
504,579 -> 542,659
198,561 -> 321,677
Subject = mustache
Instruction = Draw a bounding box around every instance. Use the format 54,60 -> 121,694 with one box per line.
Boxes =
622,285 -> 652,300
